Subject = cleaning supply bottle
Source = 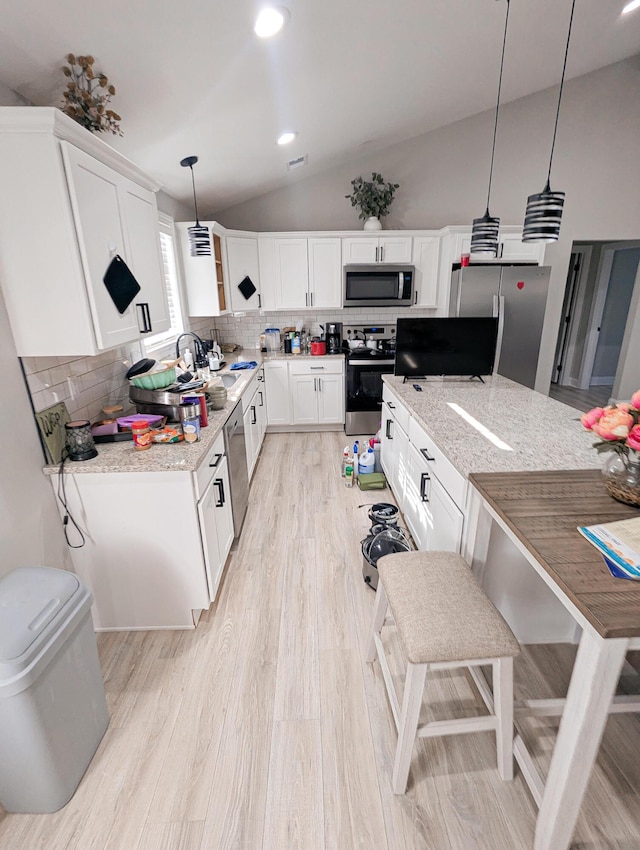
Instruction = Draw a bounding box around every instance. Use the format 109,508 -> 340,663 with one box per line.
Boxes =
341,445 -> 350,477
352,441 -> 359,481
344,465 -> 354,487
359,447 -> 375,475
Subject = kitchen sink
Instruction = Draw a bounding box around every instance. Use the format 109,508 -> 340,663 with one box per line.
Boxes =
219,373 -> 238,387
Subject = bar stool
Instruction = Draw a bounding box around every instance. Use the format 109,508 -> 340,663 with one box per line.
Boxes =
365,550 -> 520,794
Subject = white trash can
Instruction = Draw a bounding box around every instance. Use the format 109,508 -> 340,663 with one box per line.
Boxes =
0,566 -> 109,813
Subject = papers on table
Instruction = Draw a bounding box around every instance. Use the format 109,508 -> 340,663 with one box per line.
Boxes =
578,517 -> 640,580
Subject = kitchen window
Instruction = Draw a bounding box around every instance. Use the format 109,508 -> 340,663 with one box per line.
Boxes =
144,213 -> 185,350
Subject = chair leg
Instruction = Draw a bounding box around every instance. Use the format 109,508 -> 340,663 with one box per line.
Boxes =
493,656 -> 514,781
365,581 -> 389,663
392,662 -> 427,794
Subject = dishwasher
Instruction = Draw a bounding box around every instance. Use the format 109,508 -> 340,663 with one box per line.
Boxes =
223,400 -> 249,538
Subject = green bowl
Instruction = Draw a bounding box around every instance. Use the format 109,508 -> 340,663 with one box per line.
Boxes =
130,366 -> 176,390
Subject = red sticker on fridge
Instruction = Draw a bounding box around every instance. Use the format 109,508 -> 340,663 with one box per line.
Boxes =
517,281 -> 525,290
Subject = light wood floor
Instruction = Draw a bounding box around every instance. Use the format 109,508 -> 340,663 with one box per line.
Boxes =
3,432 -> 640,849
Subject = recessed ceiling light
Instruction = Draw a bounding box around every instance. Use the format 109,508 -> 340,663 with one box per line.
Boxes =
254,7 -> 289,38
277,131 -> 297,145
622,0 -> 640,12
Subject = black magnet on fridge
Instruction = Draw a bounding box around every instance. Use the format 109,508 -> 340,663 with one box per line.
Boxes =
103,255 -> 141,314
237,275 -> 257,300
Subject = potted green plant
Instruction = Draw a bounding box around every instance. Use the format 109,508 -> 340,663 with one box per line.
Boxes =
345,172 -> 399,230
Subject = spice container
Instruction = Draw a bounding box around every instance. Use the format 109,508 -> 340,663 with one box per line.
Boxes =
131,419 -> 152,451
179,402 -> 201,443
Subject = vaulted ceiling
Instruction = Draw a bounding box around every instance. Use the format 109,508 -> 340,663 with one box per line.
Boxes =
2,0 -> 640,214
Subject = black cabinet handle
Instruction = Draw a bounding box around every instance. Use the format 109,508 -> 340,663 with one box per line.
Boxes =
385,418 -> 393,439
420,472 -> 430,502
258,293 -> 261,308
214,478 -> 225,507
137,302 -> 152,334
251,405 -> 257,425
388,402 -> 395,409
258,390 -> 264,406
420,448 -> 435,462
209,452 -> 223,468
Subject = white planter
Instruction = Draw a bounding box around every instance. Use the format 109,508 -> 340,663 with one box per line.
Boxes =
363,216 -> 382,231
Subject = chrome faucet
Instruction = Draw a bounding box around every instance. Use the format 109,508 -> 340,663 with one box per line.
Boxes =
175,332 -> 207,367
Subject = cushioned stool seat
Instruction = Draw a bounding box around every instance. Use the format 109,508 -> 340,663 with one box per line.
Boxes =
366,550 -> 520,794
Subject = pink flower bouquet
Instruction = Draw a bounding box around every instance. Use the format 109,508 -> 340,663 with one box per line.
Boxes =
581,391 -> 640,457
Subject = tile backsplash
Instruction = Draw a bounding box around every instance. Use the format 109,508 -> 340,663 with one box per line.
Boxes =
20,309 -> 433,424
21,317 -> 212,423
211,307 -> 435,351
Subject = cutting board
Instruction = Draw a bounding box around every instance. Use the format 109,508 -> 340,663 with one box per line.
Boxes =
35,401 -> 71,464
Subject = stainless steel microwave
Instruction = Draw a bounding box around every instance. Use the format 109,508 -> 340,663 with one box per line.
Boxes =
343,264 -> 414,307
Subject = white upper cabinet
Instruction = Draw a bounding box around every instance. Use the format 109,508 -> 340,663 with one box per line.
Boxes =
259,235 -> 341,311
307,237 -> 341,309
118,175 -> 170,336
342,235 -> 412,264
0,108 -> 167,356
177,222 -> 229,317
460,230 -> 545,264
224,234 -> 261,313
411,235 -> 440,308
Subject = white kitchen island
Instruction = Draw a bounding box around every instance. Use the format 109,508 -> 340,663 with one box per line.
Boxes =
380,374 -> 603,643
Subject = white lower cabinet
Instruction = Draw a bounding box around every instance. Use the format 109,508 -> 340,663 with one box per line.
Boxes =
243,368 -> 267,480
198,443 -> 234,604
264,358 -> 345,427
290,361 -> 345,425
381,385 -> 465,553
264,361 -> 291,425
380,399 -> 409,515
49,432 -> 234,630
404,442 -> 463,552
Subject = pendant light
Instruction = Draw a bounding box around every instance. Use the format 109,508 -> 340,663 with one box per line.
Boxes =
522,0 -> 576,243
180,155 -> 211,257
470,0 -> 511,257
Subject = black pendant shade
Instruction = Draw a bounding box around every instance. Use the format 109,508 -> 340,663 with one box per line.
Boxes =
180,155 -> 211,257
522,0 -> 575,243
471,209 -> 501,255
470,0 -> 511,257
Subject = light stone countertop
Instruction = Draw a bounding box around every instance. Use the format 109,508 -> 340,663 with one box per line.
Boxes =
382,374 -> 603,477
43,350 -> 345,476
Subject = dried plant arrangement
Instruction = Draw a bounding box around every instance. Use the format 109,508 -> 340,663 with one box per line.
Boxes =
61,54 -> 123,136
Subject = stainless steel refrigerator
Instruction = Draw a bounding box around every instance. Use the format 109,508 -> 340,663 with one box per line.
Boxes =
449,265 -> 551,389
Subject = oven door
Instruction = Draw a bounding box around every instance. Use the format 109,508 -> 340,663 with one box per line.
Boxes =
346,359 -> 395,411
345,358 -> 395,435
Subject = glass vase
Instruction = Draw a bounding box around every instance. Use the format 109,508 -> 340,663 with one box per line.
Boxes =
602,451 -> 640,507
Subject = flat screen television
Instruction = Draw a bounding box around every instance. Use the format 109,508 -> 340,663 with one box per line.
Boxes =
394,317 -> 499,379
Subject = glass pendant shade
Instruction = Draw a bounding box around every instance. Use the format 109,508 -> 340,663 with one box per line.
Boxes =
471,209 -> 500,256
180,156 -> 211,257
522,180 -> 565,242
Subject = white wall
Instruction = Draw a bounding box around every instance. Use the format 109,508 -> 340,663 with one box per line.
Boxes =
0,287 -> 68,577
216,57 -> 640,393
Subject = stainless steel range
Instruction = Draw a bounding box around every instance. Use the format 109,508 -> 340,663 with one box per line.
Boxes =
344,324 -> 396,436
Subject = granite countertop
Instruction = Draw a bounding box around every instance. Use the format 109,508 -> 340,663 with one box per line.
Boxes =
43,350 -> 345,476
382,374 -> 603,478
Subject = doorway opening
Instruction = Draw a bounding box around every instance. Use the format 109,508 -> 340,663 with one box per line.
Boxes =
549,240 -> 640,411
